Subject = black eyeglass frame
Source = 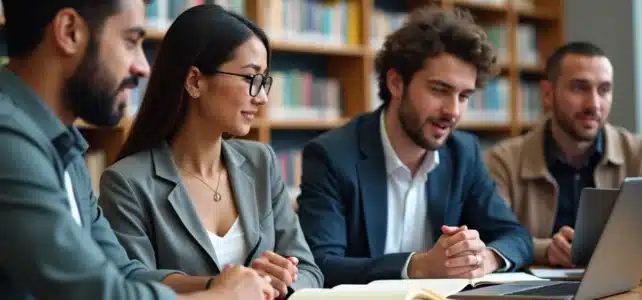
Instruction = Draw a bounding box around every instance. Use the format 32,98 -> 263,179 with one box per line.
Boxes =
215,71 -> 273,97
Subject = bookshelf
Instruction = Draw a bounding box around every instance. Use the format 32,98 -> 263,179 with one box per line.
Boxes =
137,0 -> 563,140
0,0 -> 565,196
141,0 -> 564,199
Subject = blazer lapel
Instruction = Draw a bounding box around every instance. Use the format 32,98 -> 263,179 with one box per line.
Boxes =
222,142 -> 261,265
152,143 -> 221,271
426,148 -> 451,241
357,109 -> 388,257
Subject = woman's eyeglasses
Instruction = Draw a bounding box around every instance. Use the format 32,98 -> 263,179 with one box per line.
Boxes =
215,71 -> 273,97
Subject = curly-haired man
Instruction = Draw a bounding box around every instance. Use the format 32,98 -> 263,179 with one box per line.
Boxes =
296,4 -> 534,287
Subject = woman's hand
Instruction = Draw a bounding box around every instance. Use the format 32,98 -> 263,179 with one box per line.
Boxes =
250,251 -> 299,299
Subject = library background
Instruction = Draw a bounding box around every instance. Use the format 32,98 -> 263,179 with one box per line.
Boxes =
0,0 -> 565,202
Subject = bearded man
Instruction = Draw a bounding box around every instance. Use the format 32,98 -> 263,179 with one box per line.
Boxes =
0,1 -> 275,299
295,5 -> 533,288
484,41 -> 642,268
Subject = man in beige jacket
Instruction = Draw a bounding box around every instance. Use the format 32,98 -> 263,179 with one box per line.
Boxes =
484,42 -> 642,267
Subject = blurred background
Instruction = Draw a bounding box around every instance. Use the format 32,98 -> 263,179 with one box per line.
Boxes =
0,0 -> 636,205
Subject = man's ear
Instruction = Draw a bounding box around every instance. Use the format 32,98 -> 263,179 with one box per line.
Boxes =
540,79 -> 554,113
51,8 -> 89,56
386,68 -> 404,100
184,66 -> 203,99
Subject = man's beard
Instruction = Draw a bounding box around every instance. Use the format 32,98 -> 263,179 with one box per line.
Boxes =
551,97 -> 602,142
63,38 -> 138,127
397,92 -> 455,151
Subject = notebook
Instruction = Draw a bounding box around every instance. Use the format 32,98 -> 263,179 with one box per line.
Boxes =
289,272 -> 546,300
527,267 -> 585,280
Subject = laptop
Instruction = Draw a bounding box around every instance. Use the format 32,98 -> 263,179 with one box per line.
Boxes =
571,187 -> 618,267
451,177 -> 642,300
527,187 -> 619,281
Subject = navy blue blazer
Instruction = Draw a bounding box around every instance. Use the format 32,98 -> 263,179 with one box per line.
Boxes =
296,108 -> 534,288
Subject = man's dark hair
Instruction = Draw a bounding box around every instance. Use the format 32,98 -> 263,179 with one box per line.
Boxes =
374,4 -> 498,106
545,41 -> 606,83
2,0 -> 137,58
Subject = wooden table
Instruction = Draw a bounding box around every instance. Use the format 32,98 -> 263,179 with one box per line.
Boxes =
602,286 -> 642,299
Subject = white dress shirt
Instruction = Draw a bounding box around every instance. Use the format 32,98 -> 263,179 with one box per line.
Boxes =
378,110 -> 510,278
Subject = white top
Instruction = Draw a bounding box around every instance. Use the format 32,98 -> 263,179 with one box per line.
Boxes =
64,170 -> 82,226
380,110 -> 439,258
207,218 -> 248,267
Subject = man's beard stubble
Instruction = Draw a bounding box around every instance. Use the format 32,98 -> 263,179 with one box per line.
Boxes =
551,97 -> 602,143
397,92 -> 454,151
63,38 -> 137,127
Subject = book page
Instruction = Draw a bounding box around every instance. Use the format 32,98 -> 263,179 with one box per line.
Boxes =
527,267 -> 585,280
289,288 -> 443,300
470,272 -> 548,287
367,278 -> 470,297
366,272 -> 546,295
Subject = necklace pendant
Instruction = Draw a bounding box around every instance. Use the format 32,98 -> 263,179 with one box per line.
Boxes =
213,192 -> 222,202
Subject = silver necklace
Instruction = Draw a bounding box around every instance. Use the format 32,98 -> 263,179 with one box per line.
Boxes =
179,165 -> 223,202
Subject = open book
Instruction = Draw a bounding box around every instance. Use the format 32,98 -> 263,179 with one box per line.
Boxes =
290,272 -> 546,300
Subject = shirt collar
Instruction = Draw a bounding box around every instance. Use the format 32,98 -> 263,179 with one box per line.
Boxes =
544,119 -> 604,169
379,109 -> 439,178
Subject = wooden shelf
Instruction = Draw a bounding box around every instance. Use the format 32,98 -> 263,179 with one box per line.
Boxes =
457,122 -> 513,132
271,40 -> 365,56
268,118 -> 350,130
518,65 -> 545,74
451,0 -> 507,13
74,118 -> 129,130
520,120 -> 542,131
517,8 -> 558,21
144,29 -> 364,57
145,28 -> 166,41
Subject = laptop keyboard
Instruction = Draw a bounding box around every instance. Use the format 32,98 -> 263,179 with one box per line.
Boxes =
507,282 -> 580,296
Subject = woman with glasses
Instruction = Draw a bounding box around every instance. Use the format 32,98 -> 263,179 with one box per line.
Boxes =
97,4 -> 323,299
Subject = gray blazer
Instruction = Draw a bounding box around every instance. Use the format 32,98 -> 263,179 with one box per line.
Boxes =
98,139 -> 323,291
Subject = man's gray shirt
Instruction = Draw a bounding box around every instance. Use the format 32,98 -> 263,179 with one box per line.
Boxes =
0,67 -> 179,300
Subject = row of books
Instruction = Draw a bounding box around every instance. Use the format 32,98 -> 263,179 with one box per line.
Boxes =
368,11 -> 538,66
463,79 -> 543,123
462,78 -> 511,123
145,0 -> 244,31
261,0 -> 359,46
520,80 -> 542,122
370,9 -> 407,50
143,0 -> 540,64
267,70 -> 342,121
517,24 -> 539,67
277,149 -> 302,190
276,149 -> 303,205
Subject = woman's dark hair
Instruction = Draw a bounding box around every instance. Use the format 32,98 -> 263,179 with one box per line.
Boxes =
116,4 -> 270,161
